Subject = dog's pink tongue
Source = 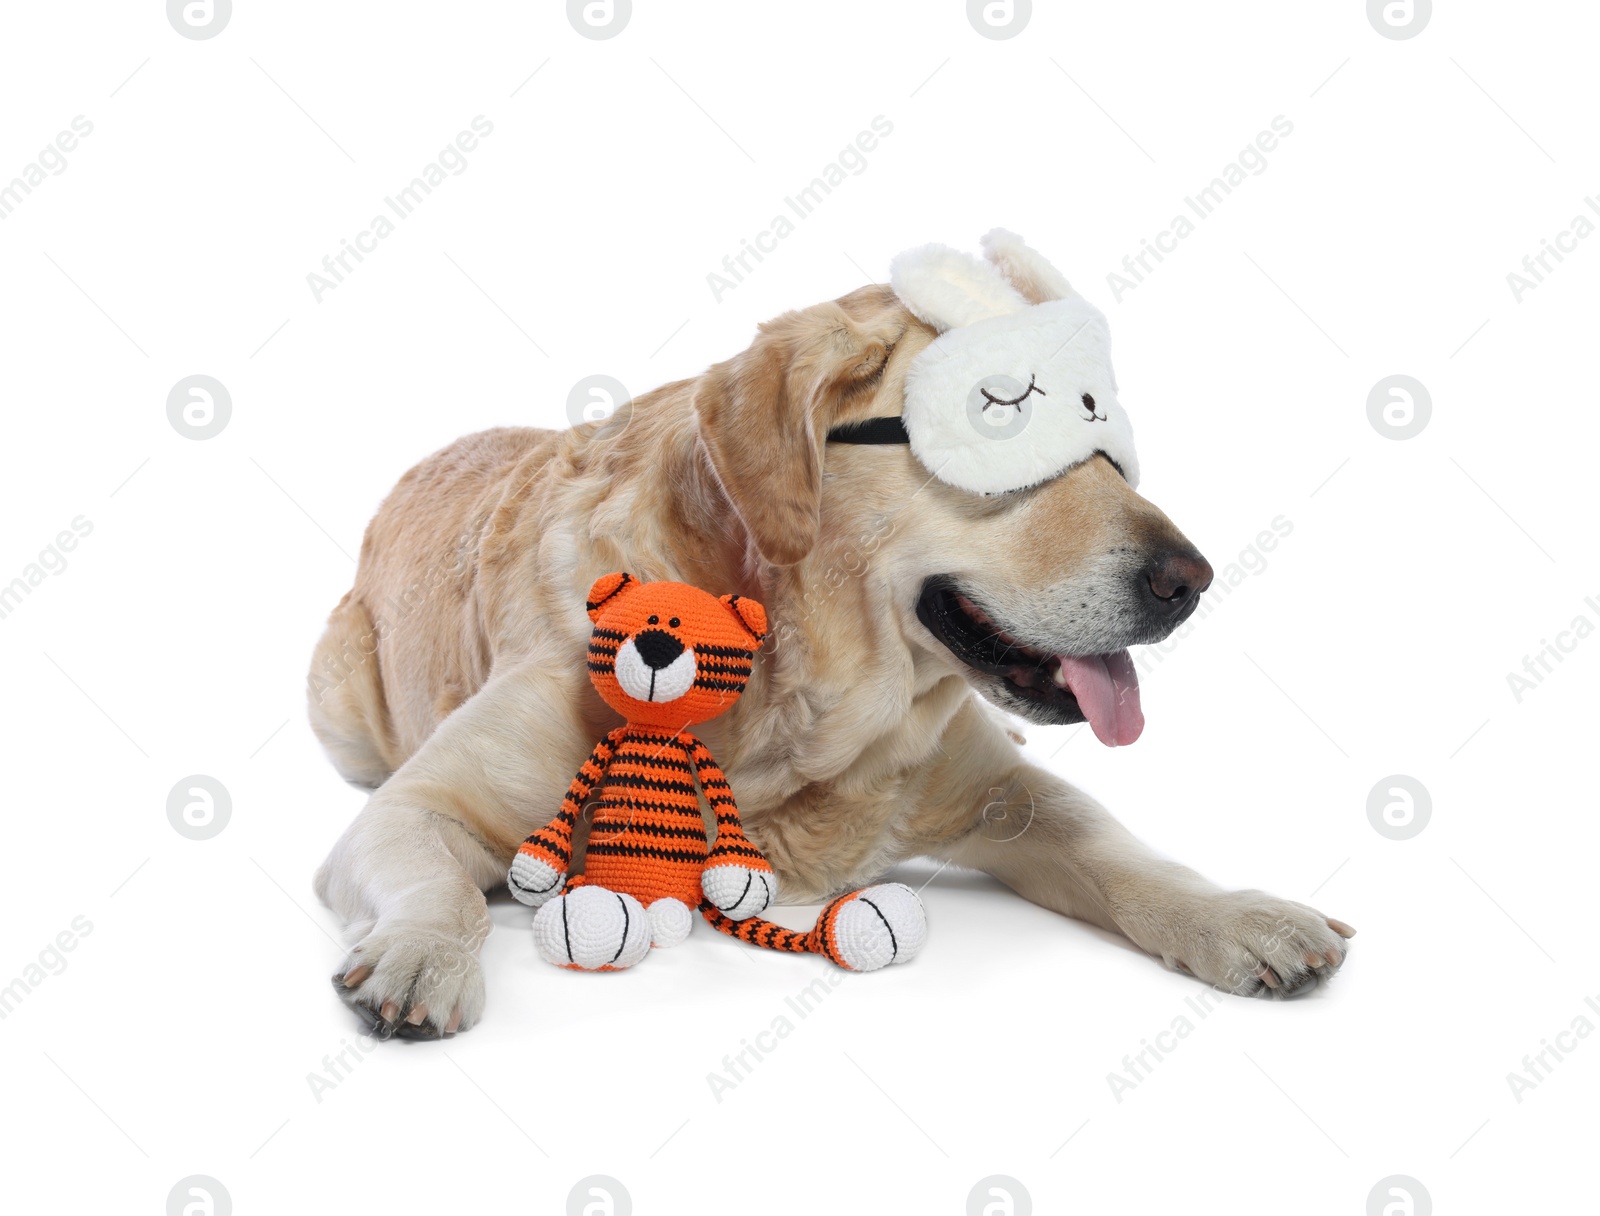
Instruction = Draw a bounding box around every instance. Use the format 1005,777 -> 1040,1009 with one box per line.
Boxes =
1054,650 -> 1144,746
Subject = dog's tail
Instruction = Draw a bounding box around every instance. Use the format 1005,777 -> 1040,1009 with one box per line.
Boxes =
698,882 -> 927,972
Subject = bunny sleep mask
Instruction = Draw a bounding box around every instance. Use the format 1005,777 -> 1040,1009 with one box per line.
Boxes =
826,228 -> 1140,495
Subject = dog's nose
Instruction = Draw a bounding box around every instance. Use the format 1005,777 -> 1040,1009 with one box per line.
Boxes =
633,628 -> 686,670
1141,551 -> 1213,617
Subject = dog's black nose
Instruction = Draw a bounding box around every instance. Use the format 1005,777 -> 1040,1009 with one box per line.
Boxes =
633,628 -> 686,669
1140,550 -> 1213,618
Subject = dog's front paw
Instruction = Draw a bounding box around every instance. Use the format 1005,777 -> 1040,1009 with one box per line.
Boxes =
701,863 -> 774,920
1166,890 -> 1355,998
333,916 -> 488,1039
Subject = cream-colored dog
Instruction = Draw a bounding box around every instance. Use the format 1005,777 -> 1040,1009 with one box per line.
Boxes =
310,230 -> 1353,1038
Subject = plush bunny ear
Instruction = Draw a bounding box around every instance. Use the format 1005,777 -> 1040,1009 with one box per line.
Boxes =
889,243 -> 1030,333
586,571 -> 637,621
719,593 -> 767,643
979,228 -> 1079,304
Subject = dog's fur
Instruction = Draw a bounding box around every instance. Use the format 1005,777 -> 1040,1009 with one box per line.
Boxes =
310,280 -> 1352,1038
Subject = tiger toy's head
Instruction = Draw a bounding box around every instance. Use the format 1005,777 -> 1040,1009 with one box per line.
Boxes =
584,573 -> 768,729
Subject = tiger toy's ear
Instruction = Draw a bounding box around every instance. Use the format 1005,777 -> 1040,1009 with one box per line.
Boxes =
720,593 -> 768,643
586,572 -> 637,622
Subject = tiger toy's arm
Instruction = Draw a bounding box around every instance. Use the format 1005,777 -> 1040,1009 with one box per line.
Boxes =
507,727 -> 626,907
688,736 -> 775,921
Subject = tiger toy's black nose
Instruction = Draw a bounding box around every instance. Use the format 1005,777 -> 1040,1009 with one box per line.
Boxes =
633,629 -> 686,670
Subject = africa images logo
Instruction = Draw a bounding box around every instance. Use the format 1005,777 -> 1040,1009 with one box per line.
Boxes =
566,1175 -> 631,1215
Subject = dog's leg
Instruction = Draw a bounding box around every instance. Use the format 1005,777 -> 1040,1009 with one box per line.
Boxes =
315,659 -> 594,1037
916,704 -> 1354,996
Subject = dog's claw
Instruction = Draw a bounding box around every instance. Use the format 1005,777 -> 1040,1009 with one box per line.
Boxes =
351,1000 -> 396,1040
341,964 -> 372,988
1326,917 -> 1356,938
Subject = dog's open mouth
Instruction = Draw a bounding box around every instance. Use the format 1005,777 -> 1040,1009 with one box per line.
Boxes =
916,577 -> 1144,745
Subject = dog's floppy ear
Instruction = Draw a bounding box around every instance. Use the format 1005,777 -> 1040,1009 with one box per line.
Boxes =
586,571 -> 637,621
719,593 -> 767,643
979,228 -> 1080,304
694,300 -> 898,566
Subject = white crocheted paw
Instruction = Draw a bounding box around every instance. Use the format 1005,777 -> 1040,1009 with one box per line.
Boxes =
532,885 -> 651,970
507,852 -> 565,907
647,897 -> 693,948
833,883 -> 927,972
701,864 -> 775,921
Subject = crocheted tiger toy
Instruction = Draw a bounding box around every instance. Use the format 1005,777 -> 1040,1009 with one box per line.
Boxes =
507,573 -> 927,972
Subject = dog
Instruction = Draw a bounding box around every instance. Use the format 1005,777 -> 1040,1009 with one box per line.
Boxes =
309,230 -> 1353,1038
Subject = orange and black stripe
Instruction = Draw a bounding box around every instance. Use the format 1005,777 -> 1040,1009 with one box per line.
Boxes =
690,643 -> 754,695
580,728 -> 718,907
587,627 -> 627,678
699,890 -> 865,968
688,737 -> 766,869
510,726 -> 627,891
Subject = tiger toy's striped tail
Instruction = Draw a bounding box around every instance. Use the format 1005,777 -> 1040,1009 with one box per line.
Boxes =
700,883 -> 928,973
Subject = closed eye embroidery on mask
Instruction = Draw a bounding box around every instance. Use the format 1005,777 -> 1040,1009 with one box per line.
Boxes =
872,231 -> 1144,495
981,372 -> 1044,415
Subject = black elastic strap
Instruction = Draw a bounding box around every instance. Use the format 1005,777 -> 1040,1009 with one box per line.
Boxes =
825,416 -> 910,445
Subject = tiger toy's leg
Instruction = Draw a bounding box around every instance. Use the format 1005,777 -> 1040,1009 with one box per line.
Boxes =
647,898 -> 693,948
532,883 -> 652,971
530,887 -> 696,970
700,882 -> 928,972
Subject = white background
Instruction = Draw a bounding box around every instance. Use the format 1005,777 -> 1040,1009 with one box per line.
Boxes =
1,1 -> 1595,1212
